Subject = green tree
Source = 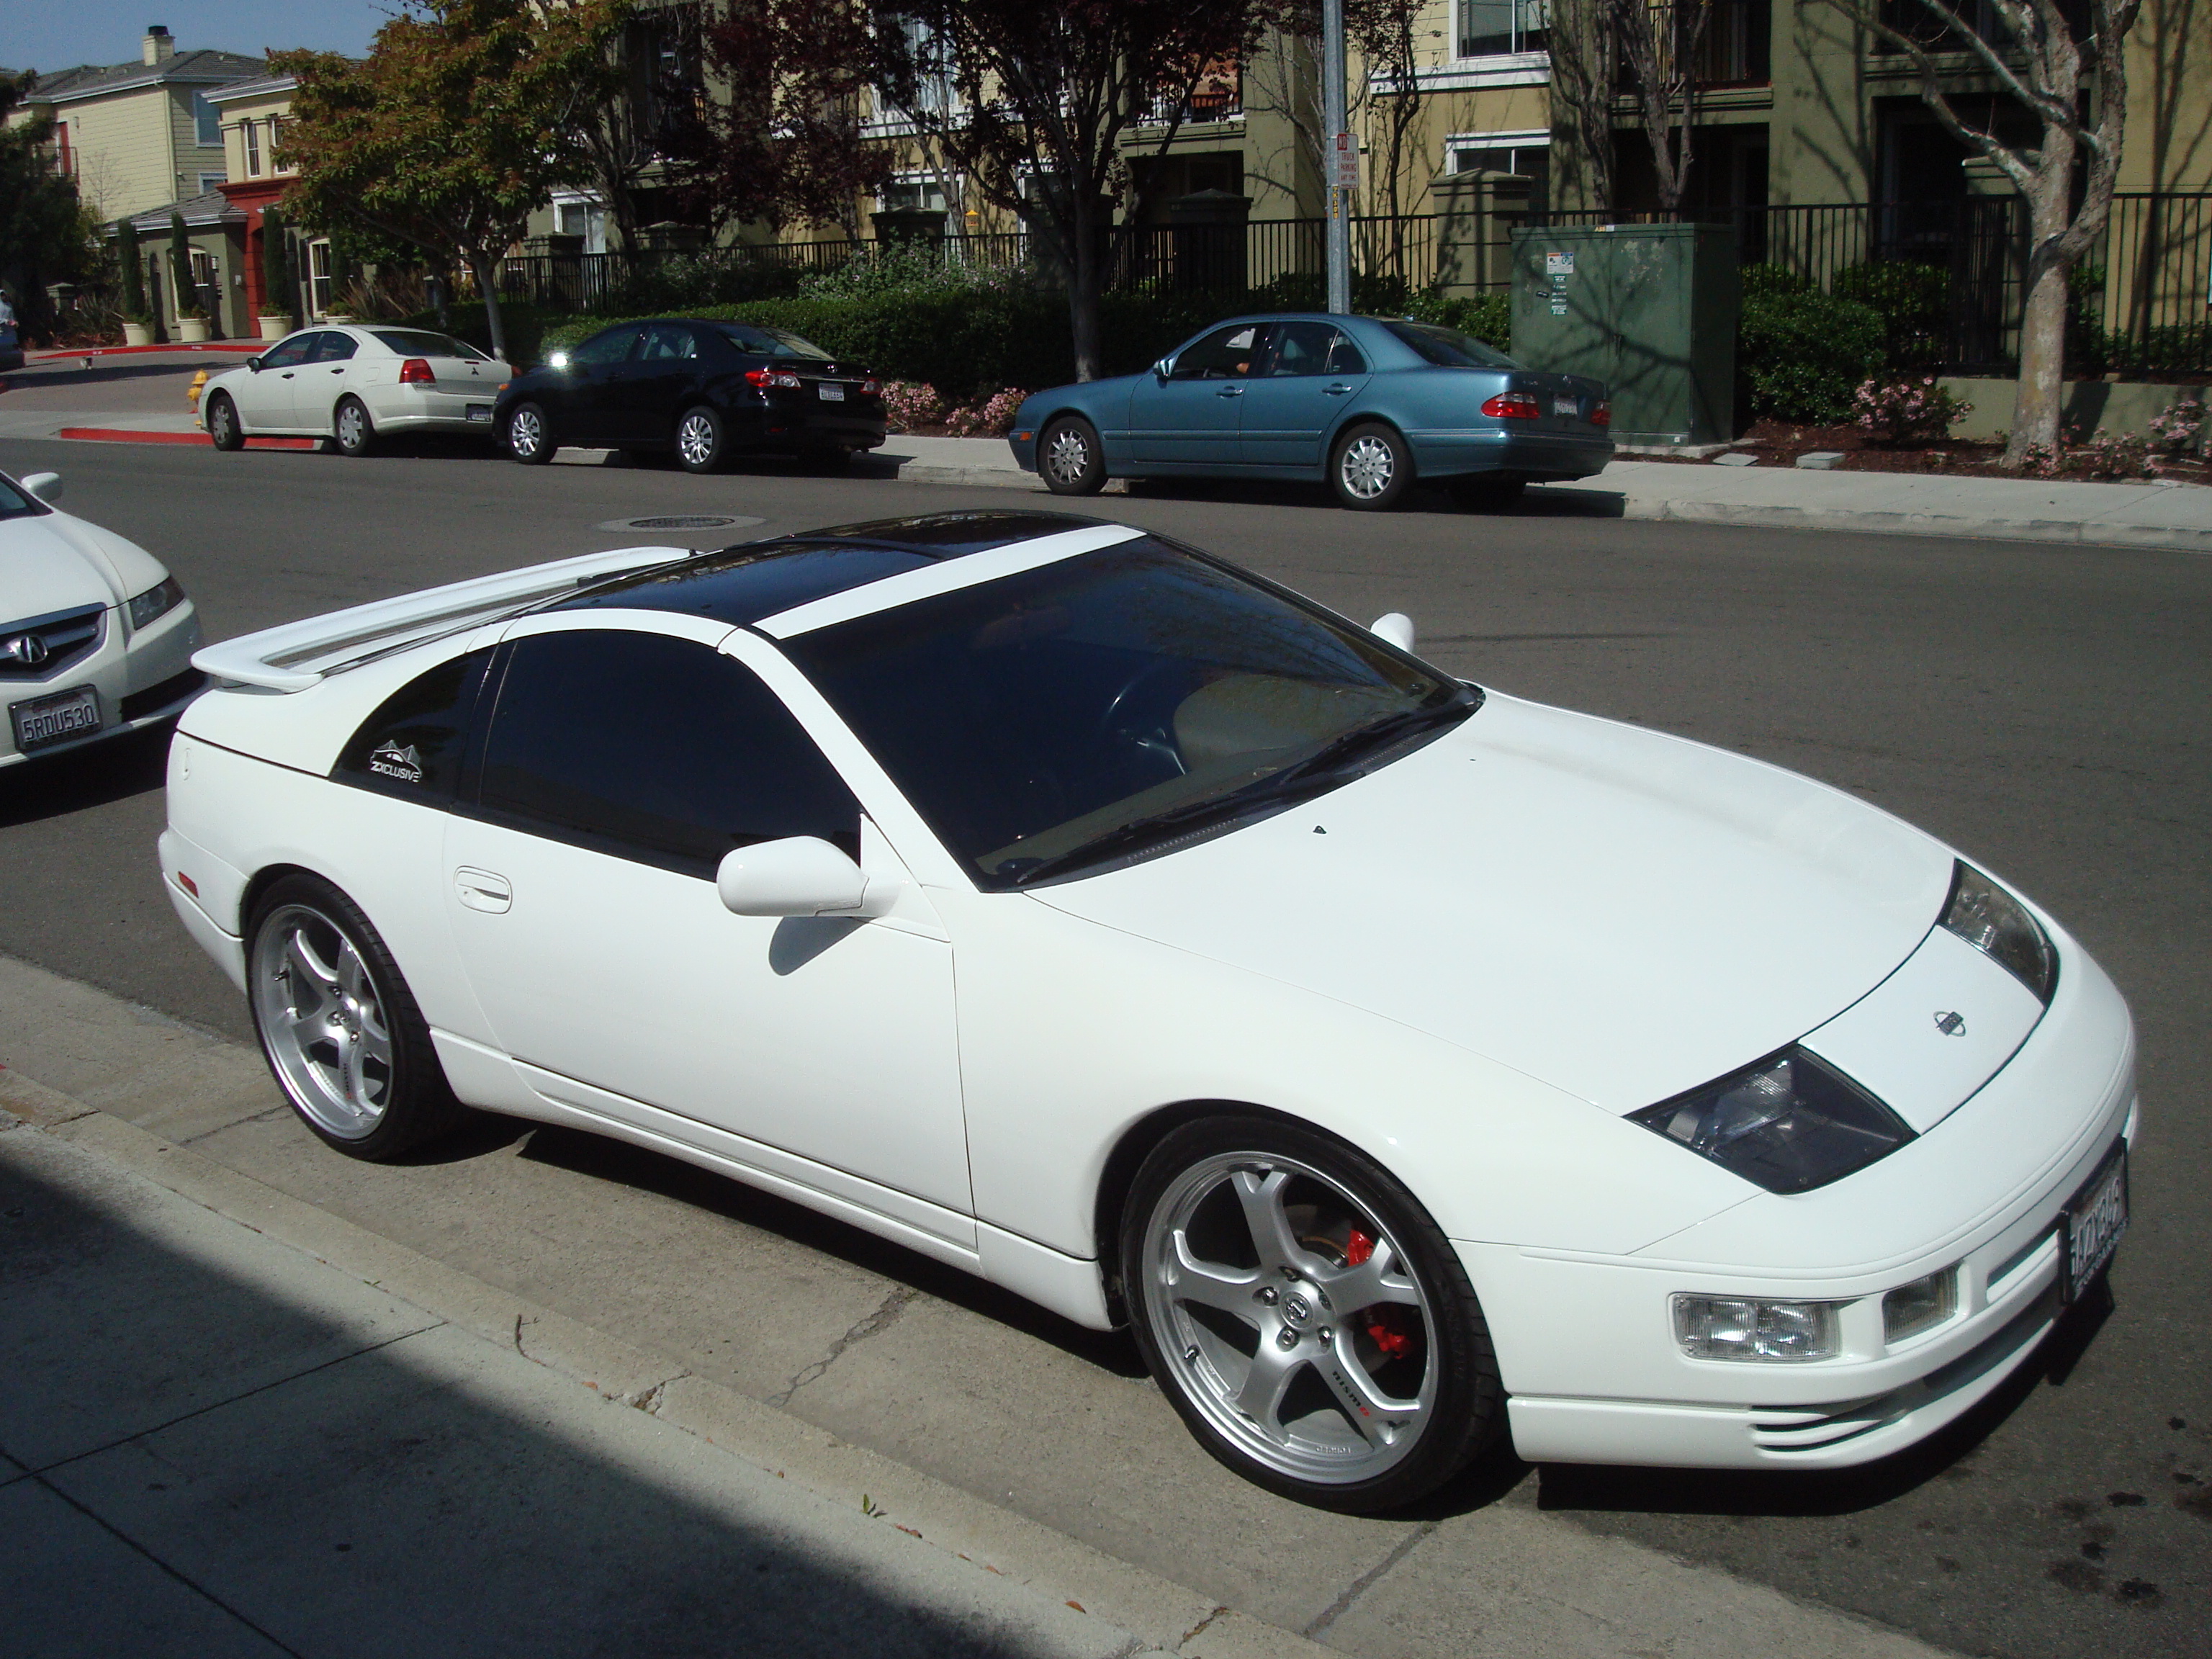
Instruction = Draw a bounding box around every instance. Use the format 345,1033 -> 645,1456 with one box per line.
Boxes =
272,0 -> 630,361
0,69 -> 96,342
117,218 -> 148,322
168,212 -> 202,320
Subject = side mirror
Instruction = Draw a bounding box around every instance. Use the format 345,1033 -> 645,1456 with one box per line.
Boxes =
20,472 -> 62,504
1153,359 -> 1171,382
1370,612 -> 1415,652
246,356 -> 263,372
717,837 -> 889,918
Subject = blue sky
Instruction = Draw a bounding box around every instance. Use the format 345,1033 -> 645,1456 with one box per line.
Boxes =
1,2 -> 394,73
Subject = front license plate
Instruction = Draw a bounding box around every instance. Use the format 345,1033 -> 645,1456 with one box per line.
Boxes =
11,684 -> 101,752
1552,395 -> 1580,418
465,404 -> 493,422
817,382 -> 846,402
2062,1141 -> 2129,1302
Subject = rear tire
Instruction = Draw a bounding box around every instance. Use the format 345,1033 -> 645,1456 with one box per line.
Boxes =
333,395 -> 376,458
205,392 -> 243,451
1330,422 -> 1413,511
676,405 -> 729,473
505,401 -> 556,464
246,874 -> 467,1161
1039,415 -> 1107,495
1120,1114 -> 1502,1514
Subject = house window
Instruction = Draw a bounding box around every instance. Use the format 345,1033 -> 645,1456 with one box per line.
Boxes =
193,91 -> 222,146
1457,0 -> 1550,56
199,173 -> 227,196
308,240 -> 333,317
557,200 -> 608,253
243,120 -> 262,176
886,14 -> 954,113
879,176 -> 949,215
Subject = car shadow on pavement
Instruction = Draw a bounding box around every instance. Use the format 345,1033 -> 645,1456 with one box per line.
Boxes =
0,721 -> 170,829
1111,475 -> 1629,521
513,1120 -> 1152,1380
0,1148 -> 1092,1658
1532,1278 -> 2119,1520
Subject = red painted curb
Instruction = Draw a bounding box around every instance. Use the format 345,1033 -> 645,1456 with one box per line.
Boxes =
58,427 -> 318,450
30,342 -> 264,360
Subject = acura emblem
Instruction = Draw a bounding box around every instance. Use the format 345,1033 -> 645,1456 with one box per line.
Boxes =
1,631 -> 48,667
1933,1010 -> 1967,1037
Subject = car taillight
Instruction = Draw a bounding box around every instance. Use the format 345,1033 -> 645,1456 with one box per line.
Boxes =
399,358 -> 434,385
860,378 -> 881,397
1591,400 -> 1612,428
1480,392 -> 1542,420
746,366 -> 801,390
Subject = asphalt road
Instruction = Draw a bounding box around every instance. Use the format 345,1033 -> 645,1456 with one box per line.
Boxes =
2,433 -> 2207,1658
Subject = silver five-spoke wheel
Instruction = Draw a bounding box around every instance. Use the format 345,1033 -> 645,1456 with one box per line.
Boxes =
1141,1151 -> 1437,1487
251,904 -> 394,1141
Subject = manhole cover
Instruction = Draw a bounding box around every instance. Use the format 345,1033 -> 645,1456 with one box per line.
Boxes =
596,513 -> 762,531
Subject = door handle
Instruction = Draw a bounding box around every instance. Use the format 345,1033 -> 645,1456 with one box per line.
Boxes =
328,367 -> 344,374
280,372 -> 295,379
454,868 -> 513,913
1216,386 -> 1244,398
1323,383 -> 1354,395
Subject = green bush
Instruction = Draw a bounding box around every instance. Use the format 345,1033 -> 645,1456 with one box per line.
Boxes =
1737,284 -> 1886,424
1831,261 -> 1949,369
1403,289 -> 1510,349
392,299 -> 564,370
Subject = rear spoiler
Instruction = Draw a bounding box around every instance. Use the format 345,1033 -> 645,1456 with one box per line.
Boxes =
192,547 -> 690,693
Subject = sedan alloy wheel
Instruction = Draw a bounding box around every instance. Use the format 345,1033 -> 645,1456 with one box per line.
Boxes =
1331,423 -> 1411,511
206,391 -> 243,452
506,403 -> 554,465
1039,416 -> 1106,495
334,396 -> 376,458
677,406 -> 727,474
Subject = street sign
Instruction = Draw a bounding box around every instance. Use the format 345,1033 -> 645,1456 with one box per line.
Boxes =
1331,132 -> 1360,192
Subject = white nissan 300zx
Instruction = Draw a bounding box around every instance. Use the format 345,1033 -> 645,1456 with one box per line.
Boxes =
161,511 -> 2136,1511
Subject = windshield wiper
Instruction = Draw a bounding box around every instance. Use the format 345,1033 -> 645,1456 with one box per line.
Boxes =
1004,691 -> 1477,888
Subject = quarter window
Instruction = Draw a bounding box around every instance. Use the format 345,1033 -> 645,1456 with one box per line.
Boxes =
475,631 -> 860,876
333,648 -> 492,802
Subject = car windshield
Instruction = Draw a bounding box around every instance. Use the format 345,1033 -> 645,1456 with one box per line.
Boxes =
1385,321 -> 1519,370
781,538 -> 1478,889
712,323 -> 835,361
0,475 -> 48,519
371,329 -> 490,361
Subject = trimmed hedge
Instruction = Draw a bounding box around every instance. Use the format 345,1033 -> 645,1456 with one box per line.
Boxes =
1737,266 -> 1887,424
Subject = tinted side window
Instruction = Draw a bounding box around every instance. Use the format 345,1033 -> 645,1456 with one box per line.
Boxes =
1325,331 -> 1368,374
1264,321 -> 1336,377
476,631 -> 860,876
1170,325 -> 1269,381
642,323 -> 700,361
259,335 -> 315,371
333,648 -> 491,803
313,332 -> 359,362
570,325 -> 643,367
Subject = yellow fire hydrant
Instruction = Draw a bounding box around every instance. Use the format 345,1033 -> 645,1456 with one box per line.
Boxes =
188,369 -> 208,429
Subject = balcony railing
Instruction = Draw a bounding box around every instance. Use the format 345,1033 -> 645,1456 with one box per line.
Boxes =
1141,71 -> 1243,127
1615,0 -> 1771,89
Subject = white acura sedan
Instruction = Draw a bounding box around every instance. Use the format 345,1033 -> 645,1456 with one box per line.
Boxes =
198,325 -> 513,457
1,467 -> 202,768
160,512 -> 2136,1511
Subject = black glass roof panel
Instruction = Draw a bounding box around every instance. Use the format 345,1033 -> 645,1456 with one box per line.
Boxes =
549,511 -> 1113,628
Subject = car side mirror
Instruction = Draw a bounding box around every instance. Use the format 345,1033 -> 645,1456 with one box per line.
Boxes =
20,471 -> 62,504
1370,612 -> 1414,652
1154,359 -> 1171,382
245,356 -> 262,372
717,837 -> 890,918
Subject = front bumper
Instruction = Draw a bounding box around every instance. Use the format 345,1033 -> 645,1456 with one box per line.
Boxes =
1463,925 -> 2137,1469
1410,428 -> 1614,482
0,599 -> 204,768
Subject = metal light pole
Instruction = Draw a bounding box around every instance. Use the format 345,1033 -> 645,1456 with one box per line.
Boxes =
1322,0 -> 1352,315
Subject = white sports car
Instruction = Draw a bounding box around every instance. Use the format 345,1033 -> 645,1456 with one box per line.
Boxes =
1,467 -> 202,768
197,325 -> 513,457
161,511 -> 2136,1512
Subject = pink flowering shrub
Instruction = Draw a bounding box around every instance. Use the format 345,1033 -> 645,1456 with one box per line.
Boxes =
2147,397 -> 2205,457
2071,428 -> 2154,480
944,387 -> 1029,438
1852,376 -> 1973,444
881,380 -> 945,432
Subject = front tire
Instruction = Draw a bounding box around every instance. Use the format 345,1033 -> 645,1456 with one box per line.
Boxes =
1120,1115 -> 1502,1513
206,391 -> 243,451
246,875 -> 466,1161
333,395 -> 376,458
1038,415 -> 1106,495
1331,422 -> 1413,511
676,405 -> 729,473
505,401 -> 556,464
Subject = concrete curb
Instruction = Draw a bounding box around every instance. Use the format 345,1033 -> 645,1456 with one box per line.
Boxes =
1604,491 -> 2212,554
0,1074 -> 1331,1659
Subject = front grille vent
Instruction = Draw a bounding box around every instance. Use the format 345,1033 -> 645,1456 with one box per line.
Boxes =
0,604 -> 106,680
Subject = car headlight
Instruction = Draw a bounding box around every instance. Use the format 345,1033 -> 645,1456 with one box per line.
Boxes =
127,577 -> 186,630
1940,860 -> 2056,1002
1629,1048 -> 1915,1193
1673,1293 -> 1842,1362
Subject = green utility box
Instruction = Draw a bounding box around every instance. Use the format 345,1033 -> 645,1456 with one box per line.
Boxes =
1509,222 -> 1740,446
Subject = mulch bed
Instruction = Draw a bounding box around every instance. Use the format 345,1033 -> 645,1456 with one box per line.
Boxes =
1635,418 -> 2211,486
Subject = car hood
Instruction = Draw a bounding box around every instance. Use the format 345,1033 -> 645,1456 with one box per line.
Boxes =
0,512 -> 158,619
1028,692 -> 1955,1115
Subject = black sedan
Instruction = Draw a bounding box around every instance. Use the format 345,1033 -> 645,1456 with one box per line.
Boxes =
495,317 -> 887,473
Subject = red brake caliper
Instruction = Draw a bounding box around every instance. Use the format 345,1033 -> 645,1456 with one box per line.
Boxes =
1346,1228 -> 1412,1359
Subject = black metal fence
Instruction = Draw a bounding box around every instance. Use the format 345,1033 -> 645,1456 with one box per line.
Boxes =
493,194 -> 2211,377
